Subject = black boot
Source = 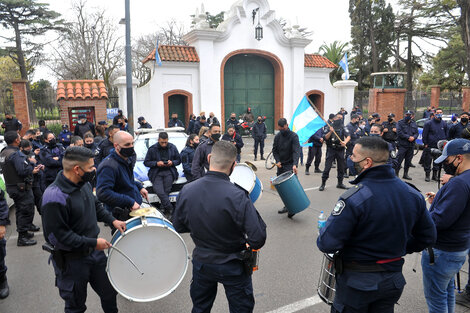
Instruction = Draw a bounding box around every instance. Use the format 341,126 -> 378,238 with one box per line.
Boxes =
260,155 -> 265,160
314,168 -> 323,173
0,277 -> 9,299
431,170 -> 438,181
29,224 -> 40,232
403,170 -> 412,180
305,165 -> 310,175
278,207 -> 288,214
17,233 -> 37,246
254,156 -> 257,161
319,179 -> 326,191
336,179 -> 347,189
23,231 -> 34,239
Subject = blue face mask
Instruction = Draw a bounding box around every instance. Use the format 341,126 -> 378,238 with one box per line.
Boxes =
435,114 -> 442,119
370,133 -> 381,137
404,116 -> 411,122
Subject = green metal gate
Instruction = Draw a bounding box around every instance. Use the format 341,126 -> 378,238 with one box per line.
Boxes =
168,94 -> 186,127
224,54 -> 274,133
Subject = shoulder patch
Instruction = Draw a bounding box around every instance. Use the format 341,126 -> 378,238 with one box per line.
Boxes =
332,200 -> 345,216
340,184 -> 363,200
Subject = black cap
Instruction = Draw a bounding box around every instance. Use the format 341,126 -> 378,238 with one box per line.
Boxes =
388,113 -> 395,118
328,113 -> 335,120
405,110 -> 414,115
372,113 -> 380,118
138,116 -> 145,122
98,120 -> 107,125
78,114 -> 86,119
62,124 -> 68,129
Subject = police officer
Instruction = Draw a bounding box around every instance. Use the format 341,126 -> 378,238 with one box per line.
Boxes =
305,128 -> 324,175
422,107 -> 448,182
382,113 -> 398,149
396,110 -> 418,180
144,132 -> 181,218
112,109 -> 127,126
422,139 -> 470,312
74,114 -> 96,138
191,123 -> 221,180
20,139 -> 43,214
41,146 -> 126,313
222,126 -> 244,163
226,112 -> 241,134
180,134 -> 200,182
1,112 -> 22,133
59,124 -> 73,148
252,116 -> 267,161
0,182 -> 9,299
96,131 -> 148,220
317,136 -> 436,313
272,118 -> 300,216
173,141 -> 266,313
137,116 -> 152,129
83,132 -> 99,155
448,112 -> 469,140
95,125 -> 119,166
319,113 -> 351,191
39,132 -> 65,187
193,116 -> 209,137
0,131 -> 41,246
168,113 -> 184,128
344,114 -> 361,177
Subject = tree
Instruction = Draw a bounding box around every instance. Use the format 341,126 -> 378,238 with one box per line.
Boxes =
30,79 -> 56,116
319,41 -> 349,83
48,0 -> 123,97
0,56 -> 21,113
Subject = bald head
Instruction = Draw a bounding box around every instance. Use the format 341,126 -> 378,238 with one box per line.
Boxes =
113,131 -> 133,145
113,131 -> 134,159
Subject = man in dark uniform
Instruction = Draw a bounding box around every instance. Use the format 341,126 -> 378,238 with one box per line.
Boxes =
41,147 -> 126,313
0,177 -> 10,298
97,131 -> 148,219
173,141 -> 266,313
305,128 -> 324,175
319,113 -> 351,191
422,139 -> 470,312
272,118 -> 300,216
74,114 -> 96,138
191,123 -> 221,180
0,131 -> 41,246
193,116 -> 209,136
226,113 -> 241,134
137,116 -> 152,129
1,112 -> 22,133
317,136 -> 436,313
144,132 -> 181,217
168,113 -> 184,128
344,114 -> 361,177
112,109 -> 127,126
448,112 -> 469,140
252,116 -> 267,161
422,108 -> 448,182
222,126 -> 244,162
59,124 -> 73,148
382,113 -> 398,149
40,132 -> 65,187
396,110 -> 418,180
95,125 -> 119,167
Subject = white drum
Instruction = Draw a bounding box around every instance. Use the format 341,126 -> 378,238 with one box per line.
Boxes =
229,164 -> 263,203
106,212 -> 189,302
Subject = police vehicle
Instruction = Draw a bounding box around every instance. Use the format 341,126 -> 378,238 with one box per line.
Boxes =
133,127 -> 188,206
416,114 -> 453,147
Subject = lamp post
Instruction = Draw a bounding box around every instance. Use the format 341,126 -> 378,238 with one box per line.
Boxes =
252,8 -> 263,41
124,0 -> 134,133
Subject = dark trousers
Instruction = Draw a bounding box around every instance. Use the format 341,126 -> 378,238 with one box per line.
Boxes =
306,145 -> 322,169
277,163 -> 293,176
253,138 -> 265,157
422,146 -> 440,173
396,145 -> 413,172
52,250 -> 117,313
6,186 -> 34,234
331,271 -> 405,313
190,260 -> 254,313
32,185 -> 42,215
322,147 -> 346,181
0,239 -> 6,282
152,171 -> 174,210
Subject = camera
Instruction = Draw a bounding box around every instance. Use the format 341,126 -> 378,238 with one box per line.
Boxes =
430,140 -> 448,158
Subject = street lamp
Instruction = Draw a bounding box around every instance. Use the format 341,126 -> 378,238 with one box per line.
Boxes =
252,8 -> 263,41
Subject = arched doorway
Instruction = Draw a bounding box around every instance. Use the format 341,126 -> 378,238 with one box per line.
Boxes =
163,90 -> 193,127
221,50 -> 284,133
306,90 -> 324,116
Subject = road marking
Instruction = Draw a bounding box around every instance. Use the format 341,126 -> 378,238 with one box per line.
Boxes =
304,186 -> 321,191
266,295 -> 323,313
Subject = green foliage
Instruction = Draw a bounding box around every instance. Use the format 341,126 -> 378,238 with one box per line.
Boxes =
46,123 -> 62,137
206,11 -> 224,28
319,41 -> 349,83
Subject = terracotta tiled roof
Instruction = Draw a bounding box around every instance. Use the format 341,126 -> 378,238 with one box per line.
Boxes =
142,45 -> 200,64
57,80 -> 108,101
304,54 -> 337,68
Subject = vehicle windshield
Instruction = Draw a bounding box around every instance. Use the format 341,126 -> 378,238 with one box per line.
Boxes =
134,135 -> 187,161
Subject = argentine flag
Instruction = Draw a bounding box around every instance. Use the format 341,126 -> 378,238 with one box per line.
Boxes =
155,39 -> 162,67
339,53 -> 349,80
290,95 -> 326,146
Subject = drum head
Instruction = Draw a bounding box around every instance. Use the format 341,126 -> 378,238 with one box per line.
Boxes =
272,171 -> 294,185
230,164 -> 256,193
107,220 -> 188,302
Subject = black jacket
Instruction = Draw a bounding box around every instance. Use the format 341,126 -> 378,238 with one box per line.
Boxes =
397,119 -> 419,147
222,133 -> 244,154
2,118 -> 22,132
252,122 -> 267,140
144,142 -> 181,181
41,172 -> 115,251
382,121 -> 398,142
39,144 -> 65,183
95,138 -> 114,166
168,119 -> 184,128
191,139 -> 216,180
74,121 -> 96,138
272,129 -> 300,166
193,121 -> 208,136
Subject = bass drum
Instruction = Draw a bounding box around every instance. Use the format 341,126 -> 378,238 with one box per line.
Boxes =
230,163 -> 263,203
106,213 -> 189,302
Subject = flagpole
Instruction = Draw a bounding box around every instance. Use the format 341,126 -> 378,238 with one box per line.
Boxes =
305,94 -> 345,144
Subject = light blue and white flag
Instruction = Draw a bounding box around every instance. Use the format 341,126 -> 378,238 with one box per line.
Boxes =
154,38 -> 162,67
290,95 -> 326,147
339,53 -> 349,80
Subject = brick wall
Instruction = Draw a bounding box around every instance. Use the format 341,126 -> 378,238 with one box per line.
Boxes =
59,99 -> 107,126
430,86 -> 440,109
368,88 -> 406,120
11,80 -> 30,136
463,87 -> 470,113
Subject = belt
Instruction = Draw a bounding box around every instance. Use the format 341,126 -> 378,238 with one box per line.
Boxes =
344,257 -> 403,273
61,248 -> 93,261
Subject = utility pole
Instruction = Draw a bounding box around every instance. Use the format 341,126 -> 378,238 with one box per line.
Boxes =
125,0 -> 134,133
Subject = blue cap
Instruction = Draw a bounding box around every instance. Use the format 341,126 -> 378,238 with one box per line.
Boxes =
435,139 -> 470,164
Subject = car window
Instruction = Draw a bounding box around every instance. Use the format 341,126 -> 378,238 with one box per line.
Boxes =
416,120 -> 425,128
134,135 -> 187,160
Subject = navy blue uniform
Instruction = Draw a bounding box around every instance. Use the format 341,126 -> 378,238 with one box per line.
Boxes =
187,118 -> 196,135
144,142 -> 181,212
173,171 -> 266,313
180,145 -> 196,182
322,123 -> 350,184
59,130 -> 73,148
73,121 -> 96,138
168,119 -> 184,128
382,121 -> 398,148
193,121 -> 209,137
272,129 -> 300,176
317,165 -> 436,313
422,119 -> 448,174
138,122 -> 152,129
191,139 -> 216,180
448,121 -> 468,140
252,121 -> 267,159
41,172 -> 117,313
306,128 -> 323,171
0,187 -> 10,284
222,133 -> 244,162
39,144 -> 65,187
226,118 -> 241,134
95,138 -> 114,167
2,118 -> 22,132
96,151 -> 143,213
396,118 -> 419,173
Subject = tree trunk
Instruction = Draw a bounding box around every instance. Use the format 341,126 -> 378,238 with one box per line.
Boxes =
406,33 -> 413,105
369,17 -> 379,73
458,1 -> 470,83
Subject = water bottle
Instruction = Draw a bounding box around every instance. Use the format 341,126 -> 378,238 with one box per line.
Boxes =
318,211 -> 327,233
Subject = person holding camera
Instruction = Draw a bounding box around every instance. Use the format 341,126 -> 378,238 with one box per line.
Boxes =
173,141 -> 266,313
144,132 -> 181,218
222,126 -> 244,163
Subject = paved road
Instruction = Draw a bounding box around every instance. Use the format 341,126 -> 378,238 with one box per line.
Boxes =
1,135 -> 469,312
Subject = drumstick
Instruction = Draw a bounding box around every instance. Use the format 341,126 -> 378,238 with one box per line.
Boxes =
109,245 -> 144,275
